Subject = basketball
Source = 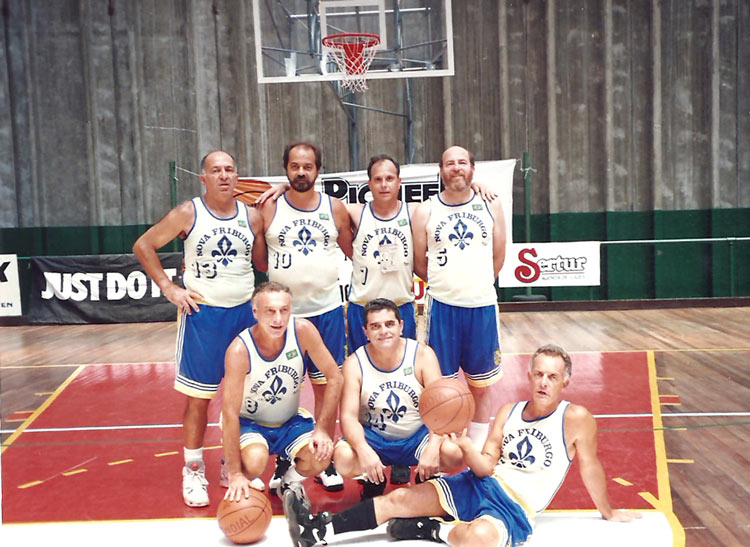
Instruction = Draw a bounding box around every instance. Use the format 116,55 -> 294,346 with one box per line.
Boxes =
217,489 -> 272,544
419,378 -> 475,435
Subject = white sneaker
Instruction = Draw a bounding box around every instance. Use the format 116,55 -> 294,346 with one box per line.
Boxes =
182,461 -> 209,507
220,459 -> 265,491
315,463 -> 344,492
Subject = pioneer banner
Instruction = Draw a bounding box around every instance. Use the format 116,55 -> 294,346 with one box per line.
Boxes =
29,253 -> 182,324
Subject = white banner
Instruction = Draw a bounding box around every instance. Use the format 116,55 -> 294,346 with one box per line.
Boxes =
0,254 -> 23,316
498,242 -> 601,287
246,160 -> 516,302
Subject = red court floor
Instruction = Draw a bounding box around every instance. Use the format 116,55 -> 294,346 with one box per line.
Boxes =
2,351 -> 661,523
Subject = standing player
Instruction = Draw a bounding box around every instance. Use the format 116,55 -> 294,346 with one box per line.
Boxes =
132,150 -> 266,507
222,282 -> 343,501
284,345 -> 642,547
346,155 -> 417,353
411,145 -> 506,450
334,298 -> 462,500
258,142 -> 353,491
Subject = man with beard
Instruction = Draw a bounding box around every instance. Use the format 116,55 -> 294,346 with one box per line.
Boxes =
411,146 -> 507,452
258,142 -> 353,492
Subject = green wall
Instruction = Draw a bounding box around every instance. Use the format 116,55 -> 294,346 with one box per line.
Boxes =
499,207 -> 750,301
2,209 -> 749,315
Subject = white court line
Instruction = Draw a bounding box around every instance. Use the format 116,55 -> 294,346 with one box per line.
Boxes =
0,510 -> 673,546
4,411 -> 748,436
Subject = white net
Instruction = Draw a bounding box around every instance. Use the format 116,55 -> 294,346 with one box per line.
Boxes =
323,33 -> 380,93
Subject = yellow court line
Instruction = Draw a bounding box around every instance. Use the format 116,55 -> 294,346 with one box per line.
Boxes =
656,377 -> 674,381
62,469 -> 88,476
647,350 -> 686,547
35,392 -> 54,396
659,394 -> 680,398
155,451 -> 180,458
10,410 -> 34,415
204,445 -> 222,451
613,477 -> 633,486
5,418 -> 30,423
1,365 -> 86,454
108,459 -> 134,466
660,402 -> 682,407
667,458 -> 694,464
17,480 -> 44,489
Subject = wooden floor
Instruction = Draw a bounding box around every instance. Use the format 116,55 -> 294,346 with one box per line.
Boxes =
2,305 -> 749,546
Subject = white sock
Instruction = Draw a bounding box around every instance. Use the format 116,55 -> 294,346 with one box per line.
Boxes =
436,522 -> 453,543
285,466 -> 306,483
184,447 -> 203,464
468,421 -> 490,451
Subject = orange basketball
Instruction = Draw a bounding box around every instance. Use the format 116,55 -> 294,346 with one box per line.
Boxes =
419,378 -> 475,435
217,489 -> 272,544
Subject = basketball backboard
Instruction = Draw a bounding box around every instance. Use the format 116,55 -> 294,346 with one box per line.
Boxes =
252,0 -> 454,85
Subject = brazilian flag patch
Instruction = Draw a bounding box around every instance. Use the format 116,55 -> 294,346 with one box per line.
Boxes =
403,367 -> 413,375
398,218 -> 407,226
238,220 -> 247,227
472,204 -> 483,211
319,213 -> 330,220
286,349 -> 299,359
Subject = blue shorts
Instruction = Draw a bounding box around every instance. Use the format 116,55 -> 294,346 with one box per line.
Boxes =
175,301 -> 256,398
347,301 -> 417,354
238,410 -> 315,460
431,470 -> 533,545
305,306 -> 345,383
344,424 -> 430,466
425,297 -> 502,387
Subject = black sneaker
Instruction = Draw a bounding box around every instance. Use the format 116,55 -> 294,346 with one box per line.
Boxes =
390,464 -> 411,485
387,517 -> 444,543
270,456 -> 292,493
283,483 -> 331,547
359,478 -> 387,501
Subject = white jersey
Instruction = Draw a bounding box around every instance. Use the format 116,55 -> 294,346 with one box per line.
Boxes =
237,317 -> 306,427
493,400 -> 572,514
356,339 -> 423,440
349,202 -> 414,306
182,197 -> 256,307
425,192 -> 496,307
266,193 -> 341,316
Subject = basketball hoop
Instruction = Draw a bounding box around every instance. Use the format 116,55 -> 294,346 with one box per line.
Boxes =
322,32 -> 380,93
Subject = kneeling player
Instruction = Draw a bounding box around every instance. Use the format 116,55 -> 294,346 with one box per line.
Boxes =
221,282 -> 343,501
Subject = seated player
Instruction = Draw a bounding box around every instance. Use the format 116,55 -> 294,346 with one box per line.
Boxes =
284,344 -> 642,547
333,298 -> 462,499
221,282 -> 343,501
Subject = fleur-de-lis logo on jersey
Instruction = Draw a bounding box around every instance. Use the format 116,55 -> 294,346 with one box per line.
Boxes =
373,234 -> 392,263
212,235 -> 237,266
367,411 -> 387,432
448,219 -> 474,250
262,376 -> 287,404
292,227 -> 316,255
509,436 -> 536,469
382,391 -> 408,423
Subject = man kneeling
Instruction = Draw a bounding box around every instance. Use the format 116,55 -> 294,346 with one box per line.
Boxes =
284,344 -> 641,546
222,282 -> 343,501
334,298 -> 462,499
